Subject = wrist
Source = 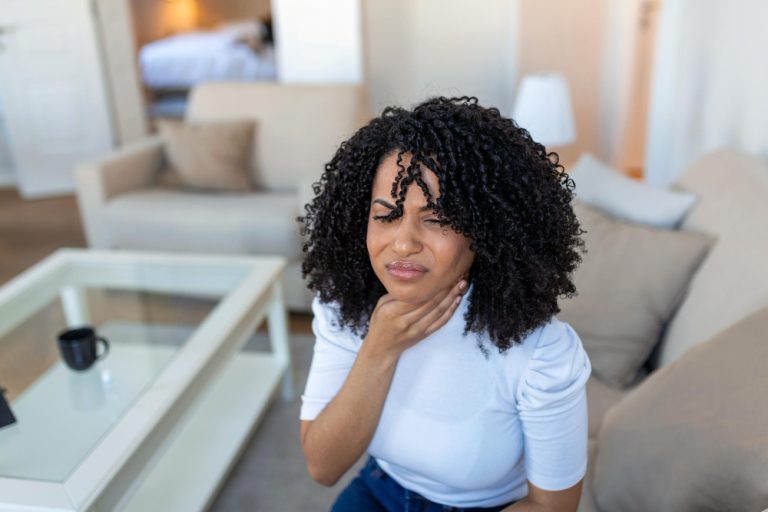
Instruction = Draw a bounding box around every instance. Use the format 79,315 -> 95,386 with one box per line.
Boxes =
359,337 -> 401,367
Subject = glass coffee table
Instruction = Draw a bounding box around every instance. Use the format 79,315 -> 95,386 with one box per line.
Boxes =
0,249 -> 292,511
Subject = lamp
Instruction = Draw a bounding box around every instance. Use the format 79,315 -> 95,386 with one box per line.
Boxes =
164,0 -> 198,35
512,73 -> 576,147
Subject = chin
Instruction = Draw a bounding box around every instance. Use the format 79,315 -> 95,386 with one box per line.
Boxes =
382,280 -> 432,304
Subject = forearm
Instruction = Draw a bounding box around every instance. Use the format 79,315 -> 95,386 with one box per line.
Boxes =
302,342 -> 399,486
502,479 -> 582,512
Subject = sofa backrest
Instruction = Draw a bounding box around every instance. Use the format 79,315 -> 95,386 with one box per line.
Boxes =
186,82 -> 369,191
657,150 -> 768,367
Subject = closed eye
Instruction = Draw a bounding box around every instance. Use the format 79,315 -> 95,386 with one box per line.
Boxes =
371,215 -> 441,224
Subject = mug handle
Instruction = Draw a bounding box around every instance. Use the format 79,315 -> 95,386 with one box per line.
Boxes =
95,336 -> 110,360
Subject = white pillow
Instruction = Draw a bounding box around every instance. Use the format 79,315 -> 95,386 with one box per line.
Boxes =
568,153 -> 697,229
216,19 -> 265,40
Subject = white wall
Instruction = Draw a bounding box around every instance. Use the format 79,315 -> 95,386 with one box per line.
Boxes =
518,0 -> 605,167
598,0 -> 639,167
645,0 -> 768,185
273,0 -> 364,83
0,103 -> 15,187
363,0 -> 519,115
95,0 -> 149,144
598,0 -> 660,173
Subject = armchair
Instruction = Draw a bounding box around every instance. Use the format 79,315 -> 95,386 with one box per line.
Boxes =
75,82 -> 369,311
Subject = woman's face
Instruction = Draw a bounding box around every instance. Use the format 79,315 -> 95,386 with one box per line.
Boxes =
367,152 -> 475,304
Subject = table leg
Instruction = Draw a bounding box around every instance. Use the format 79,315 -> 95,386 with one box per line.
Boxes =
268,281 -> 294,401
59,286 -> 91,327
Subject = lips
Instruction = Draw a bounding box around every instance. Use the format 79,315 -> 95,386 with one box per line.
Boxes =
385,261 -> 427,281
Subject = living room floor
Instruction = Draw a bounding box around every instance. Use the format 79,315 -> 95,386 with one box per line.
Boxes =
0,188 -> 355,511
0,189 -> 87,285
0,188 -> 312,331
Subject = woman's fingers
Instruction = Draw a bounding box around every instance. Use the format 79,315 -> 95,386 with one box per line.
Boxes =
408,280 -> 466,333
422,292 -> 463,337
369,280 -> 467,353
402,279 -> 466,322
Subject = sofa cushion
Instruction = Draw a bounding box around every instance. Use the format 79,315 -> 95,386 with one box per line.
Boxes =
559,202 -> 712,387
105,188 -> 301,259
585,377 -> 628,439
157,119 -> 255,192
569,153 -> 697,228
592,306 -> 768,512
658,150 -> 768,367
186,83 -> 368,191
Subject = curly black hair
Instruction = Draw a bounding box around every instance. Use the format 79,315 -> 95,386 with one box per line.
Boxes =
300,96 -> 585,353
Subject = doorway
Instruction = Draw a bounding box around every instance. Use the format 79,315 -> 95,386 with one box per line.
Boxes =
619,0 -> 662,179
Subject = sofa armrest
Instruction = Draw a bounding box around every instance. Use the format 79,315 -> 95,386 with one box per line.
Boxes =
297,177 -> 317,220
75,136 -> 165,248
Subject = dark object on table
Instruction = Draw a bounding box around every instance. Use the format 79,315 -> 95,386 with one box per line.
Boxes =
57,326 -> 110,371
0,387 -> 16,429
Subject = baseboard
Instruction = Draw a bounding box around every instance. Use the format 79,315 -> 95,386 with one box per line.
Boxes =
0,170 -> 16,188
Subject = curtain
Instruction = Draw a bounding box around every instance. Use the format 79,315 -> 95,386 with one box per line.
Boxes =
644,0 -> 768,185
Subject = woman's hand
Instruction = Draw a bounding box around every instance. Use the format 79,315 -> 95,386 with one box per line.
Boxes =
362,279 -> 468,360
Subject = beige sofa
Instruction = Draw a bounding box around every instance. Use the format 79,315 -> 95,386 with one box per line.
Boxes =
577,150 -> 768,511
75,82 -> 369,311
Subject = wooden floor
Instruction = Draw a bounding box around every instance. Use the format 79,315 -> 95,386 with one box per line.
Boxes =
0,188 -> 312,400
0,189 -> 87,286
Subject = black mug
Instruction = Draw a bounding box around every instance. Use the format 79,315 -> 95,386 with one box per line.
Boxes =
57,326 -> 110,371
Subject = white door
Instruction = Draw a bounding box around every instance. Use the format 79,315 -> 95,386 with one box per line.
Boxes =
0,0 -> 114,198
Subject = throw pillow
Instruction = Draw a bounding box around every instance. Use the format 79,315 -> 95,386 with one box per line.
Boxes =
558,201 -> 712,388
592,306 -> 768,512
569,153 -> 697,228
157,119 -> 255,192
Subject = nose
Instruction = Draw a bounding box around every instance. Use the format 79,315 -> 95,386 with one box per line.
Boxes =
391,219 -> 423,257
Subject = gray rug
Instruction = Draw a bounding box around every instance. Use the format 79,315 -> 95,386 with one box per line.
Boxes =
208,332 -> 367,512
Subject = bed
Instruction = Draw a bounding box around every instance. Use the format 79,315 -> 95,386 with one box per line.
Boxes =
139,20 -> 276,91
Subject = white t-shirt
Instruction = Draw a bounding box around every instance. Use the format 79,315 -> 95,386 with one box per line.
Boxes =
300,290 -> 592,508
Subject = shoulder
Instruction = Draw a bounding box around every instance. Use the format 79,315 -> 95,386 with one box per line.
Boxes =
311,295 -> 363,350
311,295 -> 344,331
514,316 -> 592,409
527,317 -> 589,373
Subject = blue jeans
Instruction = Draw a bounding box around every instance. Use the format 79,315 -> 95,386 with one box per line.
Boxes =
331,455 -> 517,512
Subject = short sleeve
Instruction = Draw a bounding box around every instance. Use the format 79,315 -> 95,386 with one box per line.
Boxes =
299,296 -> 362,421
516,318 -> 592,491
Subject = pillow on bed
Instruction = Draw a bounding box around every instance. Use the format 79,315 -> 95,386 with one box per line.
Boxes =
217,19 -> 267,52
156,119 -> 255,192
558,201 -> 713,388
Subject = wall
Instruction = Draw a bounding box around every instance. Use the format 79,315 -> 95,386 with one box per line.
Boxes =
96,0 -> 149,144
131,0 -> 198,48
130,0 -> 271,48
518,0 -> 604,167
273,0 -> 363,83
599,0 -> 660,175
363,0 -> 519,115
645,0 -> 768,185
197,0 -> 271,28
0,104 -> 15,187
619,1 -> 659,174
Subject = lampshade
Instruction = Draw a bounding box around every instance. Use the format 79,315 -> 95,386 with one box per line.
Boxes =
512,73 -> 576,147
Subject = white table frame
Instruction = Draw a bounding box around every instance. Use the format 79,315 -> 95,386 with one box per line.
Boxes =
0,249 -> 292,511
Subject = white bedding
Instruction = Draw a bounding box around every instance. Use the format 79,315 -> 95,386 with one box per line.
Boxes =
139,29 -> 276,89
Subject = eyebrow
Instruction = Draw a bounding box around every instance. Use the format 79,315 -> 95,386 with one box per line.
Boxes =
372,198 -> 433,212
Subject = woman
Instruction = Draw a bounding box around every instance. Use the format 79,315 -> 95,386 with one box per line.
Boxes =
299,96 -> 591,512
